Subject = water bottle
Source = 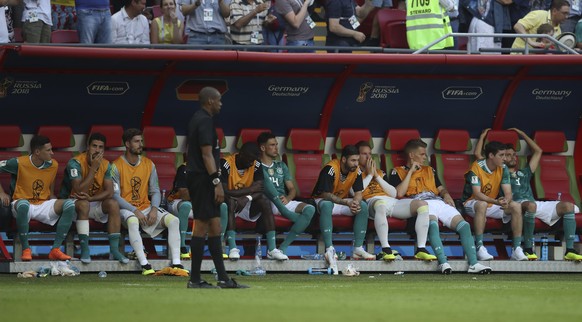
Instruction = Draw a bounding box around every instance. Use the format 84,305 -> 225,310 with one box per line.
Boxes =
301,254 -> 323,260
307,267 -> 332,275
210,267 -> 218,281
68,261 -> 80,275
557,192 -> 562,201
251,236 -> 266,276
98,271 -> 107,278
37,266 -> 50,278
160,189 -> 168,210
541,236 -> 549,261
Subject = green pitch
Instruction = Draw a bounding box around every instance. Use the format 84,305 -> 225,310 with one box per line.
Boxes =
1,273 -> 581,322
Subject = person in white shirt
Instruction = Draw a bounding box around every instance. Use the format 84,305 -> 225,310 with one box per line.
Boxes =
21,0 -> 52,42
111,0 -> 150,44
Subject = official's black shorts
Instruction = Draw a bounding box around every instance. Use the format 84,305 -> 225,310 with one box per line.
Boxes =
187,171 -> 220,220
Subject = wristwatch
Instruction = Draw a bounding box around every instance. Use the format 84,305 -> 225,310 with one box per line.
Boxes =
212,178 -> 221,186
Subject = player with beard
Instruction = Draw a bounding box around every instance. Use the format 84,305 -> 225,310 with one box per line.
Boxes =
60,133 -> 129,264
257,132 -> 315,257
312,145 -> 375,275
219,142 -> 289,261
475,128 -> 582,261
0,135 -> 76,261
111,128 -> 183,275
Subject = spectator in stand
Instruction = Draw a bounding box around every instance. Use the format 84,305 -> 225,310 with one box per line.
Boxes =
275,0 -> 315,51
1,0 -> 21,43
536,22 -> 556,48
263,0 -> 286,48
229,0 -> 269,45
51,1 -> 76,31
511,0 -> 570,53
179,0 -> 230,45
462,0 -> 512,53
21,0 -> 52,42
325,0 -> 367,52
562,0 -> 581,32
76,0 -> 112,43
111,0 -> 150,44
575,15 -> 582,48
151,0 -> 185,44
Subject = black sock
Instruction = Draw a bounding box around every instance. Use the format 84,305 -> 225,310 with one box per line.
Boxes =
208,236 -> 229,282
524,248 -> 534,254
417,247 -> 428,254
189,236 -> 205,283
382,247 -> 392,254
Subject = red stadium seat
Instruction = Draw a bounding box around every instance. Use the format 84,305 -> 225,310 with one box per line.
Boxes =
484,130 -> 521,151
142,126 -> 181,193
431,129 -> 472,200
235,128 -> 270,150
151,5 -> 162,18
0,125 -> 25,193
89,125 -> 125,162
335,128 -> 373,150
386,20 -> 408,48
532,131 -> 581,206
376,9 -> 406,48
283,128 -> 328,199
51,30 -> 80,43
37,125 -> 76,196
381,129 -> 420,173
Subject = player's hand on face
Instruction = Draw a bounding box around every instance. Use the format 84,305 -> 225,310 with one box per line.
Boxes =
214,184 -> 224,204
411,161 -> 421,172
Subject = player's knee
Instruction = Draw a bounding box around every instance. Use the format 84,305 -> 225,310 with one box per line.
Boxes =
412,200 -> 428,208
164,214 -> 179,227
75,199 -> 90,213
318,200 -> 333,215
302,205 -> 315,220
103,198 -> 119,211
523,201 -> 536,213
127,216 -> 139,228
358,201 -> 368,214
474,201 -> 487,213
178,201 -> 192,212
557,201 -> 575,214
63,199 -> 75,212
429,214 -> 438,221
509,201 -> 521,213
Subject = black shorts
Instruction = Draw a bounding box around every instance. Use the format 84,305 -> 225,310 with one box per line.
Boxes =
187,171 -> 220,220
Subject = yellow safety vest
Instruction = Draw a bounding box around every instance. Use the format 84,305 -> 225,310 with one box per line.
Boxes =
406,0 -> 454,50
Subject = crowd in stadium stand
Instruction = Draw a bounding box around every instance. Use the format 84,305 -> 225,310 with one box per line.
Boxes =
1,0 -> 581,52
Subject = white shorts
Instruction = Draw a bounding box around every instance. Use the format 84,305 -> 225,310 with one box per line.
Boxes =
88,201 -> 109,223
120,206 -> 168,238
235,196 -> 263,222
426,200 -> 461,229
11,199 -> 59,226
519,200 -> 579,226
315,198 -> 356,216
367,196 -> 412,219
272,200 -> 302,216
464,199 -> 511,223
167,199 -> 194,219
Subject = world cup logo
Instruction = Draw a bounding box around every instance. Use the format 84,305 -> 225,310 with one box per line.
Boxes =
0,78 -> 14,98
356,82 -> 373,102
482,183 -> 492,196
130,177 -> 141,200
32,179 -> 44,201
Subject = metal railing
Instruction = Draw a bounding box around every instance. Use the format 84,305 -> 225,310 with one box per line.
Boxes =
414,32 -> 579,55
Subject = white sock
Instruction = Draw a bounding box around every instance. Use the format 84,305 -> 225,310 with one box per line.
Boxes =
76,219 -> 89,235
127,217 -> 148,266
373,203 -> 390,248
164,215 -> 181,265
415,205 -> 429,248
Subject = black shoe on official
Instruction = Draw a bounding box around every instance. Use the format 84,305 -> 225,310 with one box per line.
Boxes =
187,280 -> 219,289
217,278 -> 249,289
